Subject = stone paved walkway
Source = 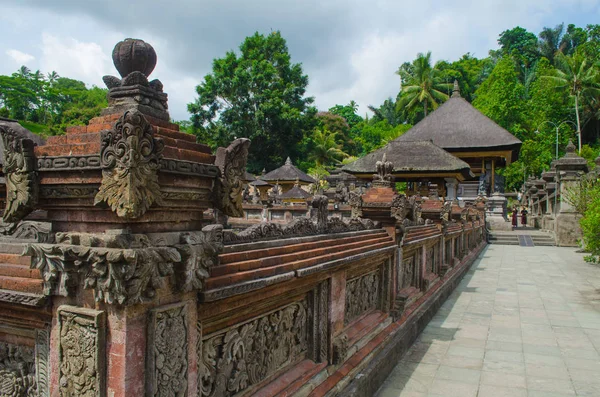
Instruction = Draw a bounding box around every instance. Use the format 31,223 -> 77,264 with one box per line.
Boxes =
376,244 -> 600,397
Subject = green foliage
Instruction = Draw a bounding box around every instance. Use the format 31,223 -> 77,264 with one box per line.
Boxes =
0,69 -> 107,135
188,31 -> 316,172
307,126 -> 348,167
577,182 -> 600,262
354,120 -> 411,155
497,26 -> 539,67
473,57 -> 527,139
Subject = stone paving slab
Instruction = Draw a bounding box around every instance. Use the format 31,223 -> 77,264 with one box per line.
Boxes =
375,245 -> 600,397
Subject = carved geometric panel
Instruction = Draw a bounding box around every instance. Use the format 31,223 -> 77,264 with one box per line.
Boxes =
58,305 -> 106,397
198,299 -> 308,397
345,270 -> 381,325
147,302 -> 188,397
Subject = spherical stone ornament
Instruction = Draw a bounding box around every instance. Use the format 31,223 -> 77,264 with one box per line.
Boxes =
112,38 -> 157,78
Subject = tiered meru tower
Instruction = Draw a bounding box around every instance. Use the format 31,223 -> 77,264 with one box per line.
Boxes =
0,38 -> 249,395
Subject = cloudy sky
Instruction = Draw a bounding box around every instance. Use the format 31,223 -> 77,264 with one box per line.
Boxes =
1,0 -> 599,121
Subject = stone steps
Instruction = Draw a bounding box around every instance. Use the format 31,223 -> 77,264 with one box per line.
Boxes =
489,233 -> 556,246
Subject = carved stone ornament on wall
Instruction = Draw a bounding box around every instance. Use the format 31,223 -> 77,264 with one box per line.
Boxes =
223,215 -> 377,244
0,126 -> 38,223
401,255 -> 416,290
345,270 -> 381,325
174,225 -> 223,292
332,333 -> 348,365
0,220 -> 52,243
94,109 -> 164,219
25,236 -> 182,305
147,303 -> 188,397
199,300 -> 308,397
0,341 -> 37,396
58,306 -> 106,397
348,191 -> 363,218
213,138 -> 251,217
373,153 -> 393,187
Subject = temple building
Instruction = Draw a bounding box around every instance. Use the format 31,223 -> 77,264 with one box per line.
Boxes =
345,81 -> 521,203
393,81 -> 521,201
260,157 -> 316,193
342,140 -> 472,198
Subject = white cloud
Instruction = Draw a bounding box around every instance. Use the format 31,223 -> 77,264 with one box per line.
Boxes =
39,33 -> 112,87
6,49 -> 35,64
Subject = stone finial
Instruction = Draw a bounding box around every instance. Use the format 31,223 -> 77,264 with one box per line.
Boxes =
565,140 -> 576,156
112,38 -> 157,78
451,80 -> 461,98
285,157 -> 293,166
373,153 -> 393,187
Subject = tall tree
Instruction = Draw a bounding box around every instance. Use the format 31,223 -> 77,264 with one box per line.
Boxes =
396,52 -> 451,117
188,31 -> 316,172
539,23 -> 564,64
542,51 -> 600,152
368,98 -> 401,126
497,26 -> 539,67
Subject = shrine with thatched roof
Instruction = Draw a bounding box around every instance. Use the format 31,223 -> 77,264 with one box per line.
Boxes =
260,157 -> 316,192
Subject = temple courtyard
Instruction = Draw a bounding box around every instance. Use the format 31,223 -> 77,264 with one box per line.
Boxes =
376,244 -> 600,397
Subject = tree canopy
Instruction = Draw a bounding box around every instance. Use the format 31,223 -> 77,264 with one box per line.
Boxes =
187,31 -> 316,172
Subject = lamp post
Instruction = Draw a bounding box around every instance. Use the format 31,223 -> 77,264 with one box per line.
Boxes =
534,120 -> 578,160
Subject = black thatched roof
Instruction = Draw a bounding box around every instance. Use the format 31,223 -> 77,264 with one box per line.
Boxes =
250,179 -> 272,187
279,185 -> 312,200
0,118 -> 45,165
342,140 -> 471,179
244,172 -> 256,182
396,82 -> 521,155
261,157 -> 316,184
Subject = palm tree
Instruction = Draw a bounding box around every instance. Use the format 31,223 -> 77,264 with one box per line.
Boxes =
17,66 -> 31,78
310,127 -> 348,166
539,23 -> 564,64
543,52 -> 600,152
396,52 -> 451,117
47,71 -> 60,85
368,98 -> 400,126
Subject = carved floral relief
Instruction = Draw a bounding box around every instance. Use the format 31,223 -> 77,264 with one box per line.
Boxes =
345,270 -> 381,325
198,300 -> 308,397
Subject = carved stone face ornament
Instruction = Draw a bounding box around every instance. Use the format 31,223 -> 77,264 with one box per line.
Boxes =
94,110 -> 164,219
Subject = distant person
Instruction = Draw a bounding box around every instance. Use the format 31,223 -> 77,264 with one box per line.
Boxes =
521,207 -> 528,226
512,207 -> 518,228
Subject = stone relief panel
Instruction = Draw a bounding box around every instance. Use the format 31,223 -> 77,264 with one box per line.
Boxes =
58,306 -> 105,397
147,303 -> 188,397
0,328 -> 49,397
426,247 -> 435,274
345,270 -> 381,325
198,300 -> 308,397
213,138 -> 251,218
0,341 -> 37,396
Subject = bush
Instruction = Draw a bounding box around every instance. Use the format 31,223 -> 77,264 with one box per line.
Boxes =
580,184 -> 600,262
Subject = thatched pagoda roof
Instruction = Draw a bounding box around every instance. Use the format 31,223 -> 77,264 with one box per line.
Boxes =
279,185 -> 312,200
342,140 -> 472,180
261,157 -> 316,184
244,172 -> 256,182
396,82 -> 521,159
249,179 -> 272,187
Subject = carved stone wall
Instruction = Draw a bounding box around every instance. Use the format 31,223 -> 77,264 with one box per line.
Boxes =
198,300 -> 308,397
58,306 -> 106,397
400,252 -> 418,290
0,342 -> 37,396
345,270 -> 381,325
0,328 -> 49,397
308,281 -> 330,363
147,302 -> 188,397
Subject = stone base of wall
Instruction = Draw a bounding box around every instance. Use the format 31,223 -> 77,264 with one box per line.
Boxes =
335,242 -> 487,397
556,213 -> 583,247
